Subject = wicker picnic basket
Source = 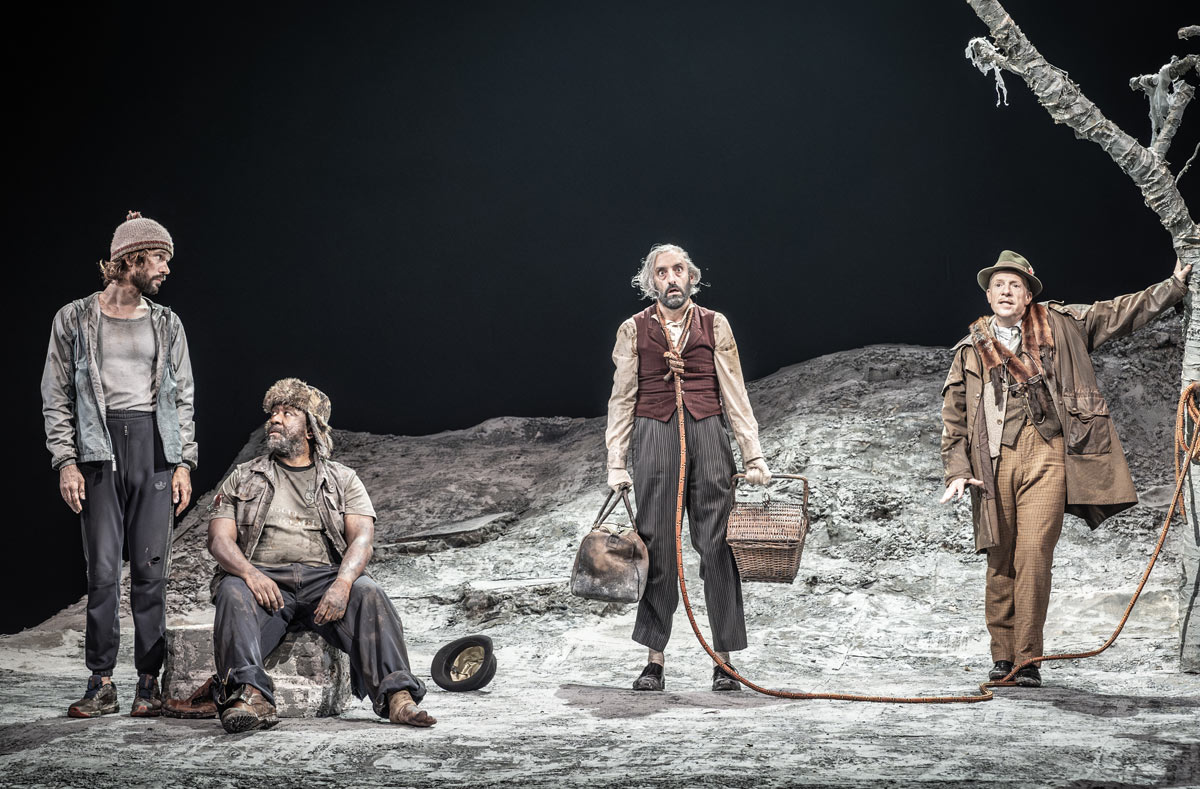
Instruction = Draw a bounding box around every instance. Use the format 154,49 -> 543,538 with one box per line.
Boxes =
726,473 -> 809,584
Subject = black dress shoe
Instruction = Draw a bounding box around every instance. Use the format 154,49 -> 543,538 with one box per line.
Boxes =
988,660 -> 1015,681
632,662 -> 664,691
712,664 -> 741,692
1014,665 -> 1042,688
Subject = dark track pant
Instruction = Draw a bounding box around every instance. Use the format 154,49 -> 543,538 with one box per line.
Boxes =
631,411 -> 745,653
212,564 -> 426,716
78,410 -> 173,676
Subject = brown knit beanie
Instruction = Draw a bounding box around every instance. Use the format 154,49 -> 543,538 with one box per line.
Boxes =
263,378 -> 334,458
110,210 -> 174,260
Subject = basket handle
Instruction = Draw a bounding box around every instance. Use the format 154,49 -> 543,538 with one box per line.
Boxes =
593,488 -> 637,529
731,473 -> 808,509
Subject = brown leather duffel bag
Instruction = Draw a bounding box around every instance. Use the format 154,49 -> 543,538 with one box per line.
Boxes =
569,489 -> 648,603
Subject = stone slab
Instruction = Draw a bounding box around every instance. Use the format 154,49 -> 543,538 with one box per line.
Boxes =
162,622 -> 352,717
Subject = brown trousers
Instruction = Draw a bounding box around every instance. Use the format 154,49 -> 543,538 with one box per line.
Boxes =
986,425 -> 1066,665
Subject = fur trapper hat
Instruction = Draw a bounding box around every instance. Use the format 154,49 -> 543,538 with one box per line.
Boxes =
263,377 -> 333,458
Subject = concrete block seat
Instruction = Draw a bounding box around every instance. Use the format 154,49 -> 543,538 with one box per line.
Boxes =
162,622 -> 352,717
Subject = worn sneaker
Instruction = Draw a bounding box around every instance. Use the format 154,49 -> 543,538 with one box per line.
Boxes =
712,664 -> 742,692
632,662 -> 664,692
130,673 -> 163,717
219,685 -> 279,734
1014,665 -> 1042,688
68,676 -> 118,718
988,661 -> 1015,682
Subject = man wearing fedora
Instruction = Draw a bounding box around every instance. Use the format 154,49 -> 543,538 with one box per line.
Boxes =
41,211 -> 196,718
940,250 -> 1191,687
205,378 -> 435,732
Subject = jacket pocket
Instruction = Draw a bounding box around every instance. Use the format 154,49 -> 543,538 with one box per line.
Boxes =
321,489 -> 347,546
232,478 -> 269,539
1062,391 -> 1112,455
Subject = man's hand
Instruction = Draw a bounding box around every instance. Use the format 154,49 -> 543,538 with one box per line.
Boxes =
1174,257 -> 1194,284
744,458 -> 772,487
172,466 -> 192,515
243,568 -> 285,612
608,468 -> 633,492
313,578 -> 352,625
59,464 -> 86,514
940,477 -> 984,504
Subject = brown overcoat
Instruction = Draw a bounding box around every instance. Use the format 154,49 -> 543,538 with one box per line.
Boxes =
941,276 -> 1185,553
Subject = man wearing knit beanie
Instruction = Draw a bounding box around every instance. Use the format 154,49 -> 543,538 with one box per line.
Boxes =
204,378 -> 435,732
40,210 -> 197,719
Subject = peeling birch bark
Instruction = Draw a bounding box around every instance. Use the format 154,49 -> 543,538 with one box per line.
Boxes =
964,0 -> 1200,671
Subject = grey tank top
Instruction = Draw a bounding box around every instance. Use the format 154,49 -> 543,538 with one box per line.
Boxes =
98,312 -> 155,411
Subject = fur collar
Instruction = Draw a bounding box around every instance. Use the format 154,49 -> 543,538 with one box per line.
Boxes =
969,302 -> 1055,405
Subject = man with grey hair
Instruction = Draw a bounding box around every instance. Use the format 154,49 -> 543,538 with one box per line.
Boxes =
606,243 -> 771,692
41,210 -> 196,719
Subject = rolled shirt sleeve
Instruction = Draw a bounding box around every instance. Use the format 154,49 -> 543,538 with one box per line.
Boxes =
604,318 -> 638,471
343,471 -> 376,519
207,470 -> 241,520
711,312 -> 763,464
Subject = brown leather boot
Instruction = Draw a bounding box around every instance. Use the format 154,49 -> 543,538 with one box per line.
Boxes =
163,676 -> 218,719
219,685 -> 279,734
130,674 -> 163,717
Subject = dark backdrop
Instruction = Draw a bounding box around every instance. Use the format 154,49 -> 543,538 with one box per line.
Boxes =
7,2 -> 1197,634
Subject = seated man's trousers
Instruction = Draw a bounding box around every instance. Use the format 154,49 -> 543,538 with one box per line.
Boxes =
213,563 -> 426,716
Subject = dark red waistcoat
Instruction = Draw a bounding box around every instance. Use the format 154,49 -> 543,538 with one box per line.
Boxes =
632,304 -> 723,422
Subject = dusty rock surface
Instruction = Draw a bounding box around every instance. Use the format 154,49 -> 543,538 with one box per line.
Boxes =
1,314 -> 1197,788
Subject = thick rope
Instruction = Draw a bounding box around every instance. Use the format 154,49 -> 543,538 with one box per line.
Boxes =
668,344 -> 1200,702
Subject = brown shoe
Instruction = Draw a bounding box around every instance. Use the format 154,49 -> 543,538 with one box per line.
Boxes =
130,674 -> 163,717
68,676 -> 119,718
219,685 -> 279,734
163,676 -> 218,719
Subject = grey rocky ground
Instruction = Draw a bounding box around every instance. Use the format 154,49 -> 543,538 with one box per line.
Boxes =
1,313 -> 1197,788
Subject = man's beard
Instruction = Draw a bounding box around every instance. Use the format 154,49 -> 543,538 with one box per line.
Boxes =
657,286 -> 687,309
130,265 -> 162,295
266,423 -> 309,459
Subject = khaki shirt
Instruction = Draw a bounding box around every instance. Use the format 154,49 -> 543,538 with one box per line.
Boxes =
605,307 -> 763,471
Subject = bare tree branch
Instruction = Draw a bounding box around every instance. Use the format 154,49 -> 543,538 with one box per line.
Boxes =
1130,55 -> 1200,149
1180,141 -> 1200,184
1130,56 -> 1199,101
1152,81 -> 1195,158
964,0 -> 1196,254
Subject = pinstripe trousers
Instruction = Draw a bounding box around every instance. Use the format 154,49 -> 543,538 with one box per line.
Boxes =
986,425 -> 1066,666
631,410 -> 746,653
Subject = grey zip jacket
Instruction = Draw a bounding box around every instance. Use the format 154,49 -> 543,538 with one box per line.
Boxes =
41,292 -> 197,470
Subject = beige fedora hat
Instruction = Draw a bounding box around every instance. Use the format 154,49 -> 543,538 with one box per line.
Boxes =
976,250 -> 1042,296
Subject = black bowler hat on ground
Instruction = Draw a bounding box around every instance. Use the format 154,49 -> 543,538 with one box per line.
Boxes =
430,635 -> 497,691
